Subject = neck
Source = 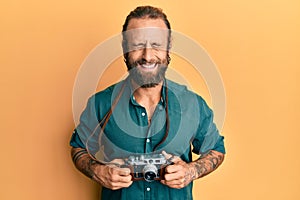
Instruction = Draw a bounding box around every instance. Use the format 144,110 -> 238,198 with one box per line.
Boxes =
131,79 -> 164,123
131,80 -> 163,104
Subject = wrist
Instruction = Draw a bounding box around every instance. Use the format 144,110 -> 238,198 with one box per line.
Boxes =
188,162 -> 200,180
88,159 -> 104,181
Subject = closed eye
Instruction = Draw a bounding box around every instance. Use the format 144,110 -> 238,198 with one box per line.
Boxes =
151,43 -> 161,48
133,43 -> 145,48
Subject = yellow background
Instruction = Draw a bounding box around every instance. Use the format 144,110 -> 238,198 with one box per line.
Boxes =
1,0 -> 300,199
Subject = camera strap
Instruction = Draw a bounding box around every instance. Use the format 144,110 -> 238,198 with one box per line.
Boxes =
86,78 -> 170,162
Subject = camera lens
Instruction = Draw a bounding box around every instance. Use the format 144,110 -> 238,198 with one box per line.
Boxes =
143,164 -> 158,182
144,171 -> 156,182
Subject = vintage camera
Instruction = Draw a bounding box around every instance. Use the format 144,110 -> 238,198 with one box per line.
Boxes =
122,153 -> 172,182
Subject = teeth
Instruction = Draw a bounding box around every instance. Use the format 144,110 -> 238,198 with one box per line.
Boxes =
141,63 -> 156,69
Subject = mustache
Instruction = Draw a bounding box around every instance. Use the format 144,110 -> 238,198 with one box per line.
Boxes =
134,58 -> 163,66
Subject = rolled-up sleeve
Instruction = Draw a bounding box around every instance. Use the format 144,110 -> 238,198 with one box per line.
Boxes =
69,96 -> 100,151
192,97 -> 225,155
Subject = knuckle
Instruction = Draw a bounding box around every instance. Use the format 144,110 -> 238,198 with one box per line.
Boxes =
177,165 -> 184,170
107,167 -> 114,174
164,174 -> 171,181
125,182 -> 133,187
165,166 -> 171,173
108,174 -> 115,181
171,185 -> 178,189
108,177 -> 114,182
177,173 -> 184,179
111,174 -> 119,181
126,176 -> 132,182
110,182 -> 117,187
110,168 -> 117,174
111,186 -> 119,190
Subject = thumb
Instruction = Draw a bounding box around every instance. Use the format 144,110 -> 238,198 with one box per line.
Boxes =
107,158 -> 125,167
162,151 -> 181,163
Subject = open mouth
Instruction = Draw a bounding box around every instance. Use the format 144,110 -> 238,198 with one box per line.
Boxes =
139,63 -> 157,70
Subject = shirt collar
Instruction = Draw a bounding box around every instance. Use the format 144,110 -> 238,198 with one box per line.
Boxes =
127,77 -> 167,108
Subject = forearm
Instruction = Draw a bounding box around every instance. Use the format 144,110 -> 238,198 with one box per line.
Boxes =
189,150 -> 225,180
71,147 -> 100,179
71,147 -> 133,190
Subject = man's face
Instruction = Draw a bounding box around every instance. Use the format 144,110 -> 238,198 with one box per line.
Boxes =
124,18 -> 170,88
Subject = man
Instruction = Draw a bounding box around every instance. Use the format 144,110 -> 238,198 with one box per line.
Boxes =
70,6 -> 225,200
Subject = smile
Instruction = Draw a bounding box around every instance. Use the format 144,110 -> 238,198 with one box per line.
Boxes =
140,63 -> 157,70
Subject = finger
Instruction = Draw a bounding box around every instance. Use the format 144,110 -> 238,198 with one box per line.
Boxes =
108,167 -> 132,183
115,167 -> 131,176
162,151 -> 181,163
164,170 -> 184,181
160,179 -> 186,189
110,158 -> 125,166
164,178 -> 185,186
166,183 -> 185,189
162,151 -> 172,159
109,166 -> 131,177
160,180 -> 167,185
165,163 -> 183,174
110,173 -> 133,183
109,180 -> 133,190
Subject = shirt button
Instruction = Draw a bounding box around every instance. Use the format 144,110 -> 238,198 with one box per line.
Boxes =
146,138 -> 150,143
142,112 -> 146,116
146,187 -> 151,191
158,105 -> 164,111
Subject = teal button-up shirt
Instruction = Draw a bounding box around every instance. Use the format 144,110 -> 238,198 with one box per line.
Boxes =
70,78 -> 225,200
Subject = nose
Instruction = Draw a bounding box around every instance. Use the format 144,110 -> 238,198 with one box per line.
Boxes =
142,43 -> 154,62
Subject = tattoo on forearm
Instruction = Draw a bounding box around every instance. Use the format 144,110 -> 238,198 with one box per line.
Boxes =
72,149 -> 88,163
71,148 -> 97,179
81,157 -> 95,178
192,151 -> 224,180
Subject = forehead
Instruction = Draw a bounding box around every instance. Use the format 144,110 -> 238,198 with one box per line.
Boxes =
127,18 -> 168,30
125,18 -> 169,43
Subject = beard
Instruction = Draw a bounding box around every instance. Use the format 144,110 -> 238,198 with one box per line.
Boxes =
126,55 -> 169,88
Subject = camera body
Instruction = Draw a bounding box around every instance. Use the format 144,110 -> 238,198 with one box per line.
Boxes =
122,153 -> 172,182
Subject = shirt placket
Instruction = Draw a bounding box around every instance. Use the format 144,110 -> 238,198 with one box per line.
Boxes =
144,103 -> 165,153
144,181 -> 152,200
131,95 -> 166,199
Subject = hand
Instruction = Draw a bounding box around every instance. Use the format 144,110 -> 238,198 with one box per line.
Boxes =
160,151 -> 194,189
92,159 -> 133,190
